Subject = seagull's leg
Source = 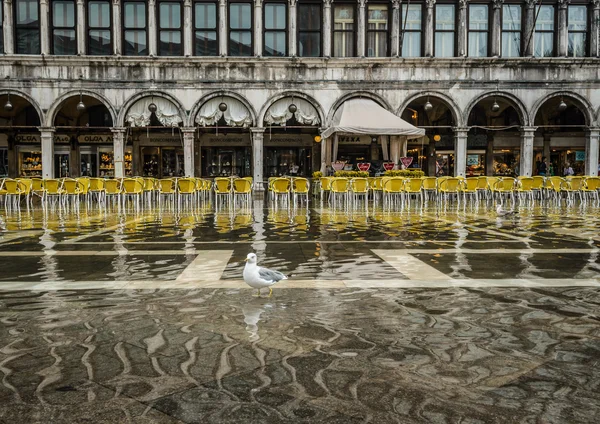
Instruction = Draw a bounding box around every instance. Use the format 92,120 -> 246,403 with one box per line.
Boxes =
268,287 -> 273,297
253,289 -> 261,297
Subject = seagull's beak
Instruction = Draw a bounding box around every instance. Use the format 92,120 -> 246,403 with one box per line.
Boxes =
244,258 -> 248,262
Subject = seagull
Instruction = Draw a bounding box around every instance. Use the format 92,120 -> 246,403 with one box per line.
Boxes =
496,204 -> 516,217
243,253 -> 288,297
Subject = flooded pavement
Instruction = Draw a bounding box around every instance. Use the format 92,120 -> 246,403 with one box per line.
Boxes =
1,199 -> 600,422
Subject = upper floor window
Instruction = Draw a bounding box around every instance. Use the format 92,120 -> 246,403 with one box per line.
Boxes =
367,4 -> 388,57
567,5 -> 586,57
194,1 -> 218,55
333,4 -> 355,57
534,5 -> 554,57
400,4 -> 422,57
0,5 -> 4,54
297,2 -> 321,57
123,1 -> 148,55
159,1 -> 182,55
52,0 -> 77,55
229,2 -> 252,56
88,1 -> 112,55
434,4 -> 455,57
264,2 -> 286,56
468,4 -> 488,57
15,0 -> 40,54
502,4 -> 521,57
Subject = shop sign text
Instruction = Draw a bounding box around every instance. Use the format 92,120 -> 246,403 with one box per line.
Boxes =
338,136 -> 371,145
78,135 -> 114,143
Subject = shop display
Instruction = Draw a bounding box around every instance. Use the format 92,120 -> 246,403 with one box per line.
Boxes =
19,151 -> 43,177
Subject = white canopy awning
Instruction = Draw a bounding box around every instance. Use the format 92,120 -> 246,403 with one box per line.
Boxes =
321,98 -> 425,139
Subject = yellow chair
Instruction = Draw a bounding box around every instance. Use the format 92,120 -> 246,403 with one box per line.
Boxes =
403,178 -> 423,204
368,177 -> 383,201
516,177 -> 535,202
142,177 -> 158,207
271,178 -> 291,205
292,177 -> 310,204
439,177 -> 461,202
121,178 -> 144,209
0,179 -> 7,206
531,176 -> 545,199
214,177 -> 232,207
582,177 -> 600,202
15,178 -> 33,208
561,176 -> 584,202
158,178 -> 177,208
421,177 -> 437,202
42,179 -> 64,207
547,176 -> 564,202
61,178 -> 85,207
461,178 -> 479,202
492,177 -> 516,203
319,177 -> 333,203
88,178 -> 105,206
329,178 -> 349,206
233,178 -> 252,205
3,179 -> 28,209
31,178 -> 46,202
104,179 -> 122,207
350,178 -> 369,203
177,177 -> 197,209
484,176 -> 500,200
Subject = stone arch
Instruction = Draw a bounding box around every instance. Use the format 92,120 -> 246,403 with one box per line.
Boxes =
258,91 -> 326,126
326,91 -> 392,126
398,91 -> 462,127
531,91 -> 594,127
464,91 -> 529,127
188,90 -> 257,127
46,89 -> 117,127
118,90 -> 187,127
0,89 -> 45,125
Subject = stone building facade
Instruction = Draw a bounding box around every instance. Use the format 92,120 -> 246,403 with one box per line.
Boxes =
1,0 -> 599,186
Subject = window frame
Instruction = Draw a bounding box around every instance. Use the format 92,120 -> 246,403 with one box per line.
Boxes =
87,0 -> 113,55
263,0 -> 287,56
228,0 -> 254,56
157,0 -> 184,56
14,0 -> 41,55
50,0 -> 77,55
332,2 -> 357,58
467,3 -> 489,57
122,0 -> 149,56
399,2 -> 423,57
193,0 -> 219,56
501,3 -> 523,57
532,4 -> 556,57
366,1 -> 390,57
567,3 -> 588,57
296,1 -> 322,57
433,2 -> 457,58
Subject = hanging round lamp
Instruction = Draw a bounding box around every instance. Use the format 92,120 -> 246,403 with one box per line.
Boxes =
491,97 -> 500,112
424,97 -> 433,112
558,97 -> 567,112
4,93 -> 13,112
219,102 -> 228,112
76,92 -> 86,112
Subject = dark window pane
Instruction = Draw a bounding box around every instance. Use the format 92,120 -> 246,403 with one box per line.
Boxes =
16,29 -> 40,54
298,32 -> 320,57
298,4 -> 320,30
159,30 -> 182,55
195,30 -> 218,55
15,0 -> 40,54
89,29 -> 112,54
195,3 -> 216,29
124,30 -> 148,55
264,32 -> 285,56
229,31 -> 252,55
53,29 -> 77,54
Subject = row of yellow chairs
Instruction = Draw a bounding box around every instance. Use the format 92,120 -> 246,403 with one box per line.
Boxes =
267,177 -> 310,205
213,177 -> 253,207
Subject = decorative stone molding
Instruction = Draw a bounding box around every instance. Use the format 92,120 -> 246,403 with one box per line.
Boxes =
524,0 -> 538,9
492,0 -> 504,10
557,0 -> 570,9
391,0 -> 401,10
425,0 -> 436,8
459,0 -> 468,10
592,0 -> 600,9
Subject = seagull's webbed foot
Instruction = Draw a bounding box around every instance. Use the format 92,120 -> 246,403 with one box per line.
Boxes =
268,287 -> 273,297
252,289 -> 261,297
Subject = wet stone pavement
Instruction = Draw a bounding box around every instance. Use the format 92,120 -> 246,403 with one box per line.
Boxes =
0,200 -> 600,423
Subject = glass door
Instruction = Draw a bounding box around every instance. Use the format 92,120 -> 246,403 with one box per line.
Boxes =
142,147 -> 160,177
80,151 -> 98,177
54,152 -> 70,178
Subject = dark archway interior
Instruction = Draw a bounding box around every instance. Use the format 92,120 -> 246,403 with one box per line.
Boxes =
54,96 -> 113,127
0,94 -> 41,127
467,97 -> 522,127
534,97 -> 586,131
401,97 -> 455,127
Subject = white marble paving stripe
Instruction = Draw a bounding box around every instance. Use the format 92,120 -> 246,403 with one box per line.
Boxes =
54,240 -> 530,245
372,250 -> 452,280
1,278 -> 599,291
176,250 -> 234,282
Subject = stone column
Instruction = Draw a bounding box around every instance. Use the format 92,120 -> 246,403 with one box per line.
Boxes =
77,0 -> 86,54
520,126 -> 537,177
424,0 -> 436,57
457,0 -> 468,57
254,0 -> 263,56
585,127 -> 599,176
591,0 -> 600,57
320,138 -> 327,173
40,0 -> 50,55
4,0 -> 14,54
491,0 -> 503,57
453,127 -> 469,177
40,128 -> 55,178
219,0 -> 227,55
184,0 -> 192,56
323,0 -> 332,57
557,0 -> 569,56
148,0 -> 157,55
357,0 -> 367,57
486,135 -> 494,175
111,127 -> 126,178
391,0 -> 400,56
523,0 -> 537,57
288,0 -> 297,56
182,128 -> 195,176
251,128 -> 265,190
113,0 -> 122,55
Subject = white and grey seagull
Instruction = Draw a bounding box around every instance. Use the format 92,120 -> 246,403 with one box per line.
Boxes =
496,204 -> 516,217
243,253 -> 288,297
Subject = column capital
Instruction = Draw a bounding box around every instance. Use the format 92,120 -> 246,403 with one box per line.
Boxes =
524,0 -> 538,9
323,0 -> 333,7
452,126 -> 470,134
358,0 -> 368,8
219,0 -> 227,5
38,127 -> 56,134
459,0 -> 468,10
112,0 -> 120,5
592,0 -> 600,10
558,0 -> 570,9
77,0 -> 85,4
148,0 -> 155,5
181,127 -> 197,134
585,127 -> 600,134
492,0 -> 504,10
288,0 -> 297,6
110,127 -> 127,134
391,0 -> 401,10
250,127 -> 266,135
425,0 -> 436,9
520,126 -> 538,133
254,0 -> 263,6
